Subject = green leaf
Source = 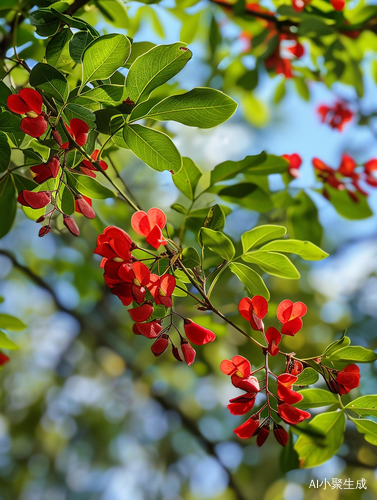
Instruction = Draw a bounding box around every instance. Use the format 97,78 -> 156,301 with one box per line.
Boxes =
280,429 -> 300,473
144,88 -> 237,128
0,131 -> 11,173
82,34 -> 131,86
66,172 -> 116,200
199,228 -> 235,260
12,173 -> 38,193
351,418 -> 377,445
229,262 -> 269,299
0,111 -> 25,146
57,186 -> 75,215
325,186 -> 373,220
0,331 -> 19,350
181,247 -> 200,269
63,103 -> 96,126
258,239 -> 328,261
30,63 -> 69,103
124,41 -> 156,69
0,175 -> 16,239
45,28 -> 73,68
323,335 -> 351,356
203,205 -> 225,232
216,183 -> 274,213
294,411 -> 346,468
293,77 -> 310,101
50,8 -> 95,31
242,251 -> 300,279
81,85 -> 128,103
172,156 -> 202,200
125,42 -> 192,103
172,279 -> 187,297
345,396 -> 377,417
123,124 -> 182,174
29,9 -> 60,37
288,191 -> 323,247
241,225 -> 287,253
0,313 -> 26,330
294,368 -> 319,387
0,82 -> 11,107
210,152 -> 266,185
326,346 -> 377,363
69,30 -> 95,63
295,389 -> 340,409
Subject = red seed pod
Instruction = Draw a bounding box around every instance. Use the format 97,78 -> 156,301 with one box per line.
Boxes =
17,190 -> 51,209
63,215 -> 80,236
75,195 -> 96,219
181,339 -> 196,366
183,319 -> 216,345
52,129 -> 63,146
38,226 -> 51,237
151,334 -> 169,356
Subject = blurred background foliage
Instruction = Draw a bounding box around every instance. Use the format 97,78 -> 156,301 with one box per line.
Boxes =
1,0 -> 377,499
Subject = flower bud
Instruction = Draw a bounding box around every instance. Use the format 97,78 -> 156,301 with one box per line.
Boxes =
38,226 -> 50,237
63,215 -> 80,236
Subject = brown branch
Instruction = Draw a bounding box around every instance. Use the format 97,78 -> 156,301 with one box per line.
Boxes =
66,0 -> 92,16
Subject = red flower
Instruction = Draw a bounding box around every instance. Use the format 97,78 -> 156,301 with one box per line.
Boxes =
292,0 -> 311,12
287,41 -> 304,58
282,153 -> 302,178
220,355 -> 260,393
110,261 -> 151,306
30,157 -> 60,184
265,47 -> 292,78
148,273 -> 176,308
181,338 -> 196,365
80,149 -> 108,178
151,334 -> 169,356
63,215 -> 80,236
131,208 -> 167,249
184,319 -> 216,345
75,195 -> 95,219
278,403 -> 310,424
317,102 -> 353,131
7,88 -> 47,138
338,154 -> 357,177
128,303 -> 153,322
331,0 -> 345,9
266,326 -> 281,356
94,226 -> 135,281
227,393 -> 256,415
61,119 -> 89,148
17,190 -> 51,209
234,415 -> 260,439
132,320 -> 162,338
238,295 -> 268,331
312,158 -> 345,191
363,159 -> 377,187
326,364 -> 360,395
287,359 -> 304,376
277,299 -> 307,336
273,422 -> 289,446
277,373 -> 303,404
0,352 -> 10,366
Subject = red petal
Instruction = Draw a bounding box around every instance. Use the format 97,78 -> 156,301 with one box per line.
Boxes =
364,159 -> 377,174
131,211 -> 150,236
256,425 -> 270,447
266,327 -> 281,345
69,118 -> 89,138
146,225 -> 166,249
132,261 -> 151,286
111,283 -> 133,306
75,197 -> 95,218
231,374 -> 260,393
134,320 -> 162,339
131,284 -> 146,304
7,94 -> 31,114
0,352 -> 10,366
227,393 -> 256,415
160,274 -> 176,296
232,355 -> 251,377
277,373 -> 297,387
331,0 -> 345,9
291,301 -> 307,318
128,304 -> 153,322
238,297 -> 252,321
251,296 -> 268,318
277,384 -> 303,404
21,115 -> 47,138
220,359 -> 238,376
277,299 -> 293,323
181,339 -> 196,365
338,154 -> 357,176
281,317 -> 303,336
147,208 -> 166,230
19,88 -> 43,114
273,425 -> 289,446
63,216 -> 80,236
278,403 -> 310,424
234,416 -> 260,439
151,334 -> 169,356
17,190 -> 51,209
184,319 -> 216,345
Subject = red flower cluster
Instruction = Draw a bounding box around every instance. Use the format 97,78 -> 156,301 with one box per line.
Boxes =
293,0 -> 344,11
94,211 -> 216,365
282,153 -> 302,178
317,101 -> 353,131
80,149 -> 108,178
220,355 -> 310,446
265,33 -> 304,78
30,157 -> 60,184
239,296 -> 306,356
7,88 -> 47,138
313,154 -> 377,202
